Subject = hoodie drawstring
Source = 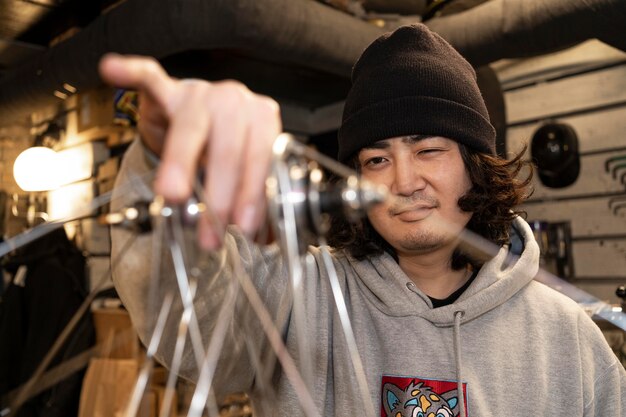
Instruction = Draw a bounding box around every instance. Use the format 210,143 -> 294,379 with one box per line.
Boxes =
453,310 -> 466,417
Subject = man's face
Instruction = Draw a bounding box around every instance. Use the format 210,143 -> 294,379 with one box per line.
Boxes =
358,136 -> 473,257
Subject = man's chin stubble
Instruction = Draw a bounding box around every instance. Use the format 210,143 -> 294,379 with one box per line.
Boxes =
396,232 -> 448,254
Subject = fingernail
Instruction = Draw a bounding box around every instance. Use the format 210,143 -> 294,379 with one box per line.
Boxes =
156,164 -> 189,201
199,228 -> 219,251
238,205 -> 257,237
198,215 -> 223,251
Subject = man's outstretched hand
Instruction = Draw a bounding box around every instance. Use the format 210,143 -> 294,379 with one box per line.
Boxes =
99,53 -> 282,249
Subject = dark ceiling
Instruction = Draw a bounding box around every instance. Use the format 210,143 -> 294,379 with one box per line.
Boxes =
0,0 -> 377,119
0,0 -> 124,73
0,0 -> 391,123
0,0 -> 491,122
0,0 -> 485,73
1,0 -> 623,129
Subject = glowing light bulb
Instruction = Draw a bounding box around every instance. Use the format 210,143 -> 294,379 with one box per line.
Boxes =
13,147 -> 61,192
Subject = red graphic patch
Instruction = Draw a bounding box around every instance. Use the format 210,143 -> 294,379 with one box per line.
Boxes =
381,375 -> 468,417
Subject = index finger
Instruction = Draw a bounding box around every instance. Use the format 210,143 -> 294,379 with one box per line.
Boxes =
98,53 -> 177,112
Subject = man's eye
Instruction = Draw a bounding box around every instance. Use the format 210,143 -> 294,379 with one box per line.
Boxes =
364,156 -> 386,166
418,148 -> 442,155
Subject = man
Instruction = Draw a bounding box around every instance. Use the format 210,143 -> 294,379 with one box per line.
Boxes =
103,24 -> 626,416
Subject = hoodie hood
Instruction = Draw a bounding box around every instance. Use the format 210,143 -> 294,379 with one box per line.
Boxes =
347,216 -> 540,327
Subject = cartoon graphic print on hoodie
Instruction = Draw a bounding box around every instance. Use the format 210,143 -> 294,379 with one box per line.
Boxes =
111,141 -> 626,416
381,376 -> 467,417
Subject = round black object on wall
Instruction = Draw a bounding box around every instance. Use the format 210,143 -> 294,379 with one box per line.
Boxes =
530,122 -> 580,188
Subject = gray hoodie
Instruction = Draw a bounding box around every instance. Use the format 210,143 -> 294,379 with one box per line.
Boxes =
112,140 -> 626,416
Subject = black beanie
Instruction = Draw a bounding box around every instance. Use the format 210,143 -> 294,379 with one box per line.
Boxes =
337,24 -> 496,162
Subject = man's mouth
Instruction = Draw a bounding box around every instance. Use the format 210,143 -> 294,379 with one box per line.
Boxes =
391,204 -> 434,215
389,205 -> 436,221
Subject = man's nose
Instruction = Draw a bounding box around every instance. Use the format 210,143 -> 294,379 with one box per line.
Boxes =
392,159 -> 425,196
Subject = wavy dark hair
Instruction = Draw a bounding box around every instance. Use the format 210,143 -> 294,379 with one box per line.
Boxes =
326,143 -> 533,270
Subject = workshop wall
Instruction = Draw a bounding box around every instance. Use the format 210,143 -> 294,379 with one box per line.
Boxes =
497,39 -> 626,304
0,87 -> 137,292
